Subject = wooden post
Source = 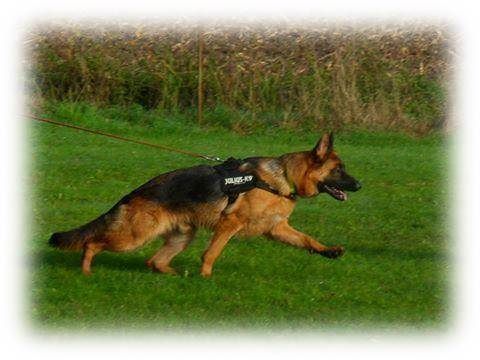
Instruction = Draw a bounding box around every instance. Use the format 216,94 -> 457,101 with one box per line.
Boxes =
197,29 -> 204,125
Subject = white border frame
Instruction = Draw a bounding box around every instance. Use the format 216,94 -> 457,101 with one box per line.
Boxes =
2,1 -> 479,359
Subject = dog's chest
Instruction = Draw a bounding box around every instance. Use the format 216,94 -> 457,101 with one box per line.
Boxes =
234,191 -> 295,236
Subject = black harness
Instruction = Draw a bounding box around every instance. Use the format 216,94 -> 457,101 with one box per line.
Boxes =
213,157 -> 296,204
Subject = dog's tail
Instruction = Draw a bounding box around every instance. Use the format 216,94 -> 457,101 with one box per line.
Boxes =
49,212 -> 109,251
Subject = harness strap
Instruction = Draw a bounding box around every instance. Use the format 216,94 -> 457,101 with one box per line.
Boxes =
255,179 -> 297,201
214,157 -> 297,203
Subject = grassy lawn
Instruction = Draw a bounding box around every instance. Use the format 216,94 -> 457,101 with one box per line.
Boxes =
29,104 -> 450,331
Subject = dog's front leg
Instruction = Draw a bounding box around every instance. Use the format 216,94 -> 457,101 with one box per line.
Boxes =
201,215 -> 243,277
267,220 -> 344,258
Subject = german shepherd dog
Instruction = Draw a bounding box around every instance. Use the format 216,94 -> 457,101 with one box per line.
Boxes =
49,133 -> 361,277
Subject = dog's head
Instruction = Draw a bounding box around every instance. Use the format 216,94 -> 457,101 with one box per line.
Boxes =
297,133 -> 361,200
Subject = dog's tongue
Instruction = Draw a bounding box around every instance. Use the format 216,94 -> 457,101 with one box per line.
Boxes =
333,188 -> 347,201
325,185 -> 347,201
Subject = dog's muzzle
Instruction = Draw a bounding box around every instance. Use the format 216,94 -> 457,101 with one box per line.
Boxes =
319,178 -> 361,201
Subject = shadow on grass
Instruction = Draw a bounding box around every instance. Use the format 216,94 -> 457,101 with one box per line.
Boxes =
32,242 -> 447,277
33,248 -> 203,275
349,245 -> 448,262
33,249 -> 153,273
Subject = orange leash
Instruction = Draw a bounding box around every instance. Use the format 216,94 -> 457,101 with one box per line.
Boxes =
27,114 -> 223,162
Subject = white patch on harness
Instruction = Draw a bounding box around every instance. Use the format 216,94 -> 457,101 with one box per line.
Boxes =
224,175 -> 254,185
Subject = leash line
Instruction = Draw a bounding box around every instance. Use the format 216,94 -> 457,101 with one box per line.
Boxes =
29,114 -> 297,200
27,114 -> 223,162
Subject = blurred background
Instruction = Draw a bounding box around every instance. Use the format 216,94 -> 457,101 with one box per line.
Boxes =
24,20 -> 454,135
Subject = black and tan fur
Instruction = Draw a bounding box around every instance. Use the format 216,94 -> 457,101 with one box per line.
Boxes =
49,133 -> 361,277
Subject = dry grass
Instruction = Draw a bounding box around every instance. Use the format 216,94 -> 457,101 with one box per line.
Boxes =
24,20 -> 454,134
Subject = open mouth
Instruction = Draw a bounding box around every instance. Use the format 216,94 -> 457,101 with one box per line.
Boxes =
323,184 -> 347,201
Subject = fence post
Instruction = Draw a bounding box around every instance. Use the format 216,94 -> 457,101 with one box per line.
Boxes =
197,29 -> 204,125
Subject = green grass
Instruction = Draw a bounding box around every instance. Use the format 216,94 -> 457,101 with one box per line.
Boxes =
29,103 -> 450,332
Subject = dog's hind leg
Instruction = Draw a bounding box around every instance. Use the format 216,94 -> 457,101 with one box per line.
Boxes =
82,242 -> 105,275
267,220 -> 345,259
146,225 -> 196,275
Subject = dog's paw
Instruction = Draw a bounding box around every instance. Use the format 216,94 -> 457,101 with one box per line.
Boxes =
200,267 -> 213,278
147,261 -> 178,275
319,246 -> 345,259
159,266 -> 178,275
82,269 -> 92,276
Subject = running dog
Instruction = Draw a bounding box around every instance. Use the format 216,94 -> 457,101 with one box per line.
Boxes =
49,132 -> 361,277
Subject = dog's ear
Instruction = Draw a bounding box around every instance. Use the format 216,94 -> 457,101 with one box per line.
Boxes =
312,132 -> 334,162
